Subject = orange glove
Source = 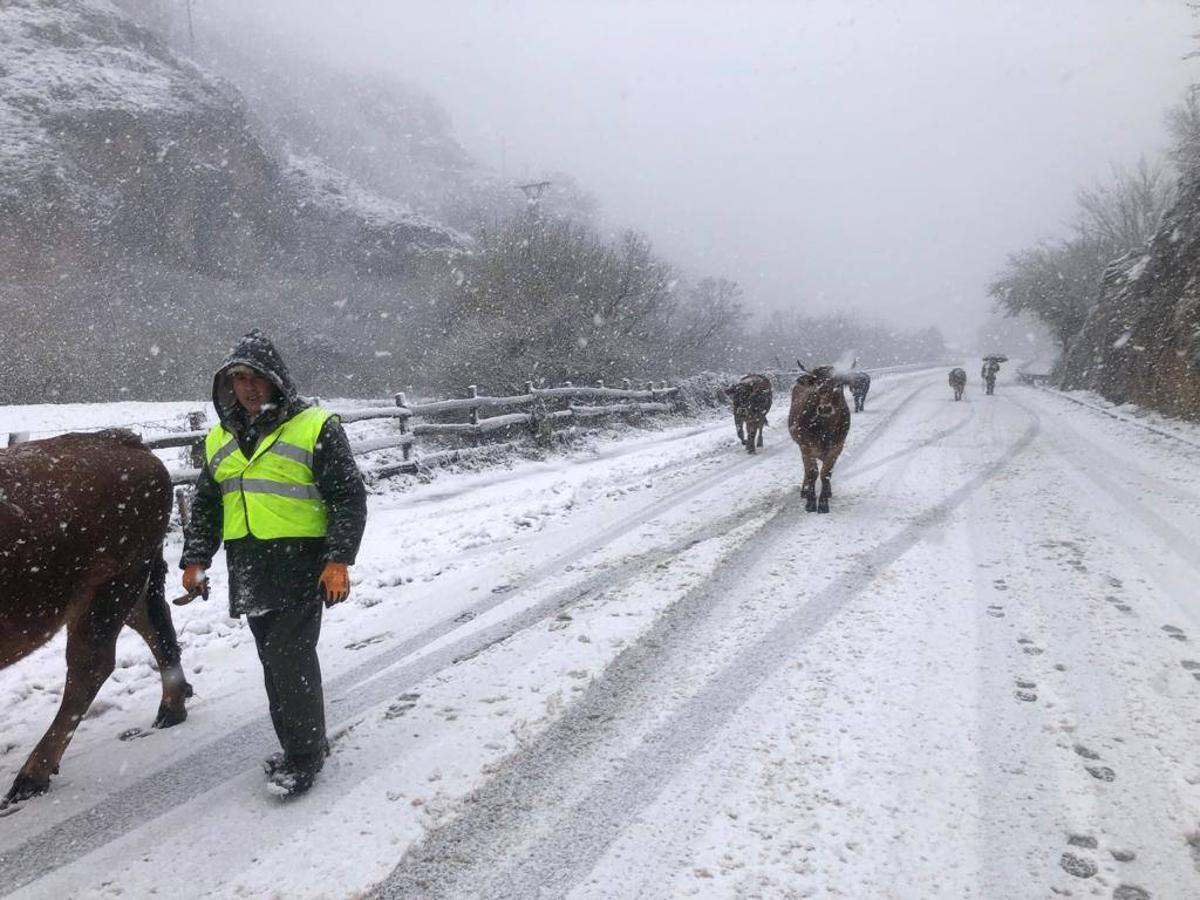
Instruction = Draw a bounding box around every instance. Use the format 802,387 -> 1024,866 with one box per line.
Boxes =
181,565 -> 209,601
319,562 -> 350,606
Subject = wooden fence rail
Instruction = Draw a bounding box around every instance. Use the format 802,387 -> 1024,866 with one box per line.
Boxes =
146,380 -> 681,487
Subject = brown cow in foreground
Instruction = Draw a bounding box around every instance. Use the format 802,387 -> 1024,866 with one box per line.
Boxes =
788,365 -> 851,513
723,374 -> 773,453
0,430 -> 190,806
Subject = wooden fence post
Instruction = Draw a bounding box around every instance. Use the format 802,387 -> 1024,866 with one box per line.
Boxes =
395,391 -> 411,462
6,432 -> 29,447
186,411 -> 206,470
175,486 -> 192,531
527,380 -> 551,445
468,385 -> 479,446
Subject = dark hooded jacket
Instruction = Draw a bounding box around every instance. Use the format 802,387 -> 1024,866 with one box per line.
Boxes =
180,330 -> 368,616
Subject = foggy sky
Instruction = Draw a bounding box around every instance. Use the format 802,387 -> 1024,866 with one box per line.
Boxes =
209,1 -> 1195,345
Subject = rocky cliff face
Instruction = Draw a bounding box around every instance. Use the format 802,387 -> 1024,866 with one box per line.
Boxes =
1059,175 -> 1200,420
0,0 -> 462,280
0,0 -> 467,401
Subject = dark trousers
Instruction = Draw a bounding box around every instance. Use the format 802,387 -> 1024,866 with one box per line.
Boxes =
247,601 -> 327,760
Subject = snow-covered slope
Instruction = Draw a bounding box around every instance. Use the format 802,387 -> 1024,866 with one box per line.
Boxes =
0,0 -> 462,279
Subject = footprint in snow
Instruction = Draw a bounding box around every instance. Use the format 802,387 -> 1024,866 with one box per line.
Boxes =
1060,851 -> 1097,878
344,632 -> 391,651
1015,690 -> 1038,702
1067,834 -> 1097,849
1110,849 -> 1136,862
1112,886 -> 1151,900
1085,765 -> 1116,782
1162,625 -> 1188,642
1073,744 -> 1101,760
384,693 -> 421,720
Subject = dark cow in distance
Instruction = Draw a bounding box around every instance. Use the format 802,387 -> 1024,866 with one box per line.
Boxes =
847,369 -> 871,413
724,374 -> 772,453
788,364 -> 851,513
949,367 -> 967,401
0,430 -> 190,806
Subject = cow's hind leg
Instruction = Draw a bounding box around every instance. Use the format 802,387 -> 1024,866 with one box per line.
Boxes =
800,446 -> 818,512
817,444 -> 845,514
734,414 -> 746,447
755,417 -> 765,448
124,555 -> 191,728
5,577 -> 129,805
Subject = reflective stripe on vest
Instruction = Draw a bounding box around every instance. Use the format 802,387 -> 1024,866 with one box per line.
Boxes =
205,407 -> 333,540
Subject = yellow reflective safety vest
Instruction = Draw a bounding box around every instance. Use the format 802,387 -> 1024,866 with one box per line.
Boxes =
205,406 -> 333,540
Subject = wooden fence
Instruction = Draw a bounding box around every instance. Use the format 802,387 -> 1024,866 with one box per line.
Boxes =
142,379 -> 681,488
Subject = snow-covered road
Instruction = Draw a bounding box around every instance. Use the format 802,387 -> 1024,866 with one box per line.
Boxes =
2,369 -> 1198,899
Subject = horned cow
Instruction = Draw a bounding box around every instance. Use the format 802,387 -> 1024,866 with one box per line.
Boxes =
787,364 -> 851,513
0,430 -> 190,806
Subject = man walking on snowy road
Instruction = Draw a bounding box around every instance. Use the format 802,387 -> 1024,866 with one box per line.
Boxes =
179,330 -> 367,796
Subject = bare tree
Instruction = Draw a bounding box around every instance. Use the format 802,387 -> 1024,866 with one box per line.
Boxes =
1167,87 -> 1200,176
1072,158 -> 1174,253
990,155 -> 1176,351
988,240 -> 1108,351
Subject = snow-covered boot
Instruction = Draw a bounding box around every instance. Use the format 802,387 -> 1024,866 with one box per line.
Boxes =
266,751 -> 324,797
263,752 -> 288,776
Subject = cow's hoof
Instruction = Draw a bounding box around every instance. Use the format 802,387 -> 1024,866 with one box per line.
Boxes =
4,773 -> 49,806
183,680 -> 195,699
805,499 -> 817,512
153,703 -> 188,729
817,503 -> 830,513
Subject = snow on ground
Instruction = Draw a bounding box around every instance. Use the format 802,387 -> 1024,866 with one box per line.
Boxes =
2,368 -> 1199,899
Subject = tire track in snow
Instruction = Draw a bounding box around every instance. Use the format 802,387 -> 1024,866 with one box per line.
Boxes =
371,401 -> 1039,898
1016,392 -> 1200,575
0,375 -> 940,893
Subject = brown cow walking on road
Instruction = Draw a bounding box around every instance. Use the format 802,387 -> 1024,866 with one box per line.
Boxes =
723,374 -> 772,453
949,367 -> 967,401
847,370 -> 871,413
788,365 -> 851,513
0,430 -> 190,806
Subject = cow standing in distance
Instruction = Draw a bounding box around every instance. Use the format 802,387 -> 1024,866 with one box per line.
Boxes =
788,364 -> 851,513
724,373 -> 773,453
0,430 -> 190,806
949,367 -> 967,401
846,363 -> 871,413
